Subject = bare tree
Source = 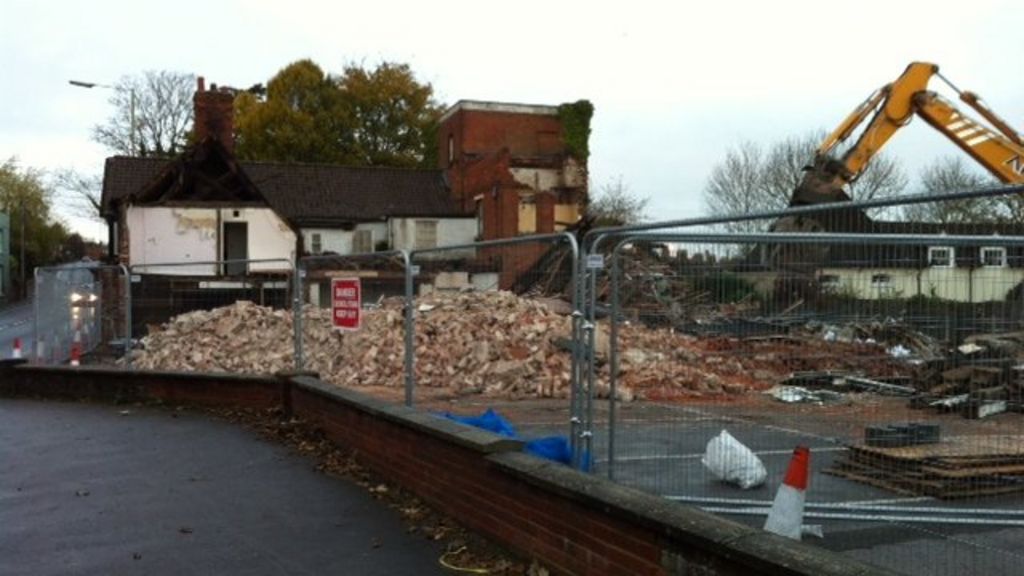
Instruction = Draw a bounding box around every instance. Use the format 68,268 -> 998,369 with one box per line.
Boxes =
705,142 -> 784,234
902,157 -> 997,224
588,176 -> 650,226
52,168 -> 103,222
92,70 -> 195,157
703,131 -> 907,232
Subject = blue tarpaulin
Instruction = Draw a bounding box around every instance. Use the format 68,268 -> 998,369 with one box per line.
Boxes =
439,409 -> 582,468
439,408 -> 516,437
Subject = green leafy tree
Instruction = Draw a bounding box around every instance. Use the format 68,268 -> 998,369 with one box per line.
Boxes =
235,60 -> 443,167
0,159 -> 70,297
337,62 -> 443,167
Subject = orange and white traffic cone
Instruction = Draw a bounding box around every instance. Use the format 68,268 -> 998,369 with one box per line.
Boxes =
70,343 -> 82,367
764,446 -> 810,540
11,338 -> 22,359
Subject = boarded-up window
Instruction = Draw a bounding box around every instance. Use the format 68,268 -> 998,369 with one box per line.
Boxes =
414,220 -> 438,249
353,229 -> 372,254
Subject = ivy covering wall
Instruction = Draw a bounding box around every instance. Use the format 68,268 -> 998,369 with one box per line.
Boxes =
557,100 -> 594,164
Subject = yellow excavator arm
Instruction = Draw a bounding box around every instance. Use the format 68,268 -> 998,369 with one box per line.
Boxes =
793,62 -> 1024,206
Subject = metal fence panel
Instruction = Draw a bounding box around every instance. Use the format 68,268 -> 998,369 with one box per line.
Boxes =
295,251 -> 412,404
409,233 -> 583,464
33,264 -> 129,365
591,229 -> 1024,576
126,258 -> 293,372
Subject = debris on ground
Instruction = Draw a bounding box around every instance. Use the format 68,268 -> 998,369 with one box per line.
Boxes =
910,363 -> 1022,419
799,320 -> 944,360
129,292 -> 922,401
767,385 -> 844,405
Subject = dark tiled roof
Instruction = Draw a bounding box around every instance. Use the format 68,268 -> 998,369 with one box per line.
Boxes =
244,162 -> 462,225
100,156 -> 169,216
102,156 -> 465,225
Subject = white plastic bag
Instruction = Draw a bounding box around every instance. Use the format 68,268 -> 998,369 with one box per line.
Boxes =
701,429 -> 767,489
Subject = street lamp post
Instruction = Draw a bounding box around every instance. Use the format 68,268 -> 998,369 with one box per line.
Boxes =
69,79 -> 138,155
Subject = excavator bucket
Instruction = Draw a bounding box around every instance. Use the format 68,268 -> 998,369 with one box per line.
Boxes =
790,157 -> 853,207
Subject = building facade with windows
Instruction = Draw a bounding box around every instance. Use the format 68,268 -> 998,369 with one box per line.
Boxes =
100,82 -> 582,278
793,216 -> 1024,303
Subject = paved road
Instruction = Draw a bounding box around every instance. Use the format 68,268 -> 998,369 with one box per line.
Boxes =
0,399 -> 446,576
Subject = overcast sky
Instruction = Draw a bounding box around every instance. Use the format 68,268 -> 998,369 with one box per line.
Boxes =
3,0 -> 1022,241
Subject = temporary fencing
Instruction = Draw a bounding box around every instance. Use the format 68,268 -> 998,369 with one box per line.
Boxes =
32,263 -> 129,366
408,232 -> 582,462
294,250 -> 413,404
575,184 -> 1024,576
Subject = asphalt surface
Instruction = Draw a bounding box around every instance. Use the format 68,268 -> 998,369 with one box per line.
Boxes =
0,399 -> 446,576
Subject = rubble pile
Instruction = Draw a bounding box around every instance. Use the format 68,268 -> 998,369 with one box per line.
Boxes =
131,293 -> 581,399
130,291 -> 918,401
132,302 -> 295,373
309,291 -> 575,398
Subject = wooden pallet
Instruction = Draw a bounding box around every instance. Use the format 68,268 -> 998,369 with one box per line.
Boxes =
826,435 -> 1024,499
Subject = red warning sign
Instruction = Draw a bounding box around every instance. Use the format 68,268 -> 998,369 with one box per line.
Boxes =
331,278 -> 361,331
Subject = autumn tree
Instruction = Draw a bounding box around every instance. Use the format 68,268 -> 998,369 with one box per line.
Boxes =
0,159 -> 71,298
703,131 -> 907,232
234,60 -> 347,163
337,62 -> 443,167
91,70 -> 196,157
235,59 -> 443,167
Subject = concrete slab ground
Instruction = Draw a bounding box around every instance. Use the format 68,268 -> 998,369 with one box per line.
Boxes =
0,399 -> 446,576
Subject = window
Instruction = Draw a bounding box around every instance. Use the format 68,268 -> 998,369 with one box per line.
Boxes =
871,274 -> 892,293
928,247 -> 954,268
447,135 -> 455,166
353,229 -> 372,254
311,233 -> 322,255
818,274 -> 840,291
981,246 -> 1006,267
414,220 -> 438,249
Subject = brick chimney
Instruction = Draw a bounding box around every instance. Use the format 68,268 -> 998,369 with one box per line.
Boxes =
193,76 -> 235,153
